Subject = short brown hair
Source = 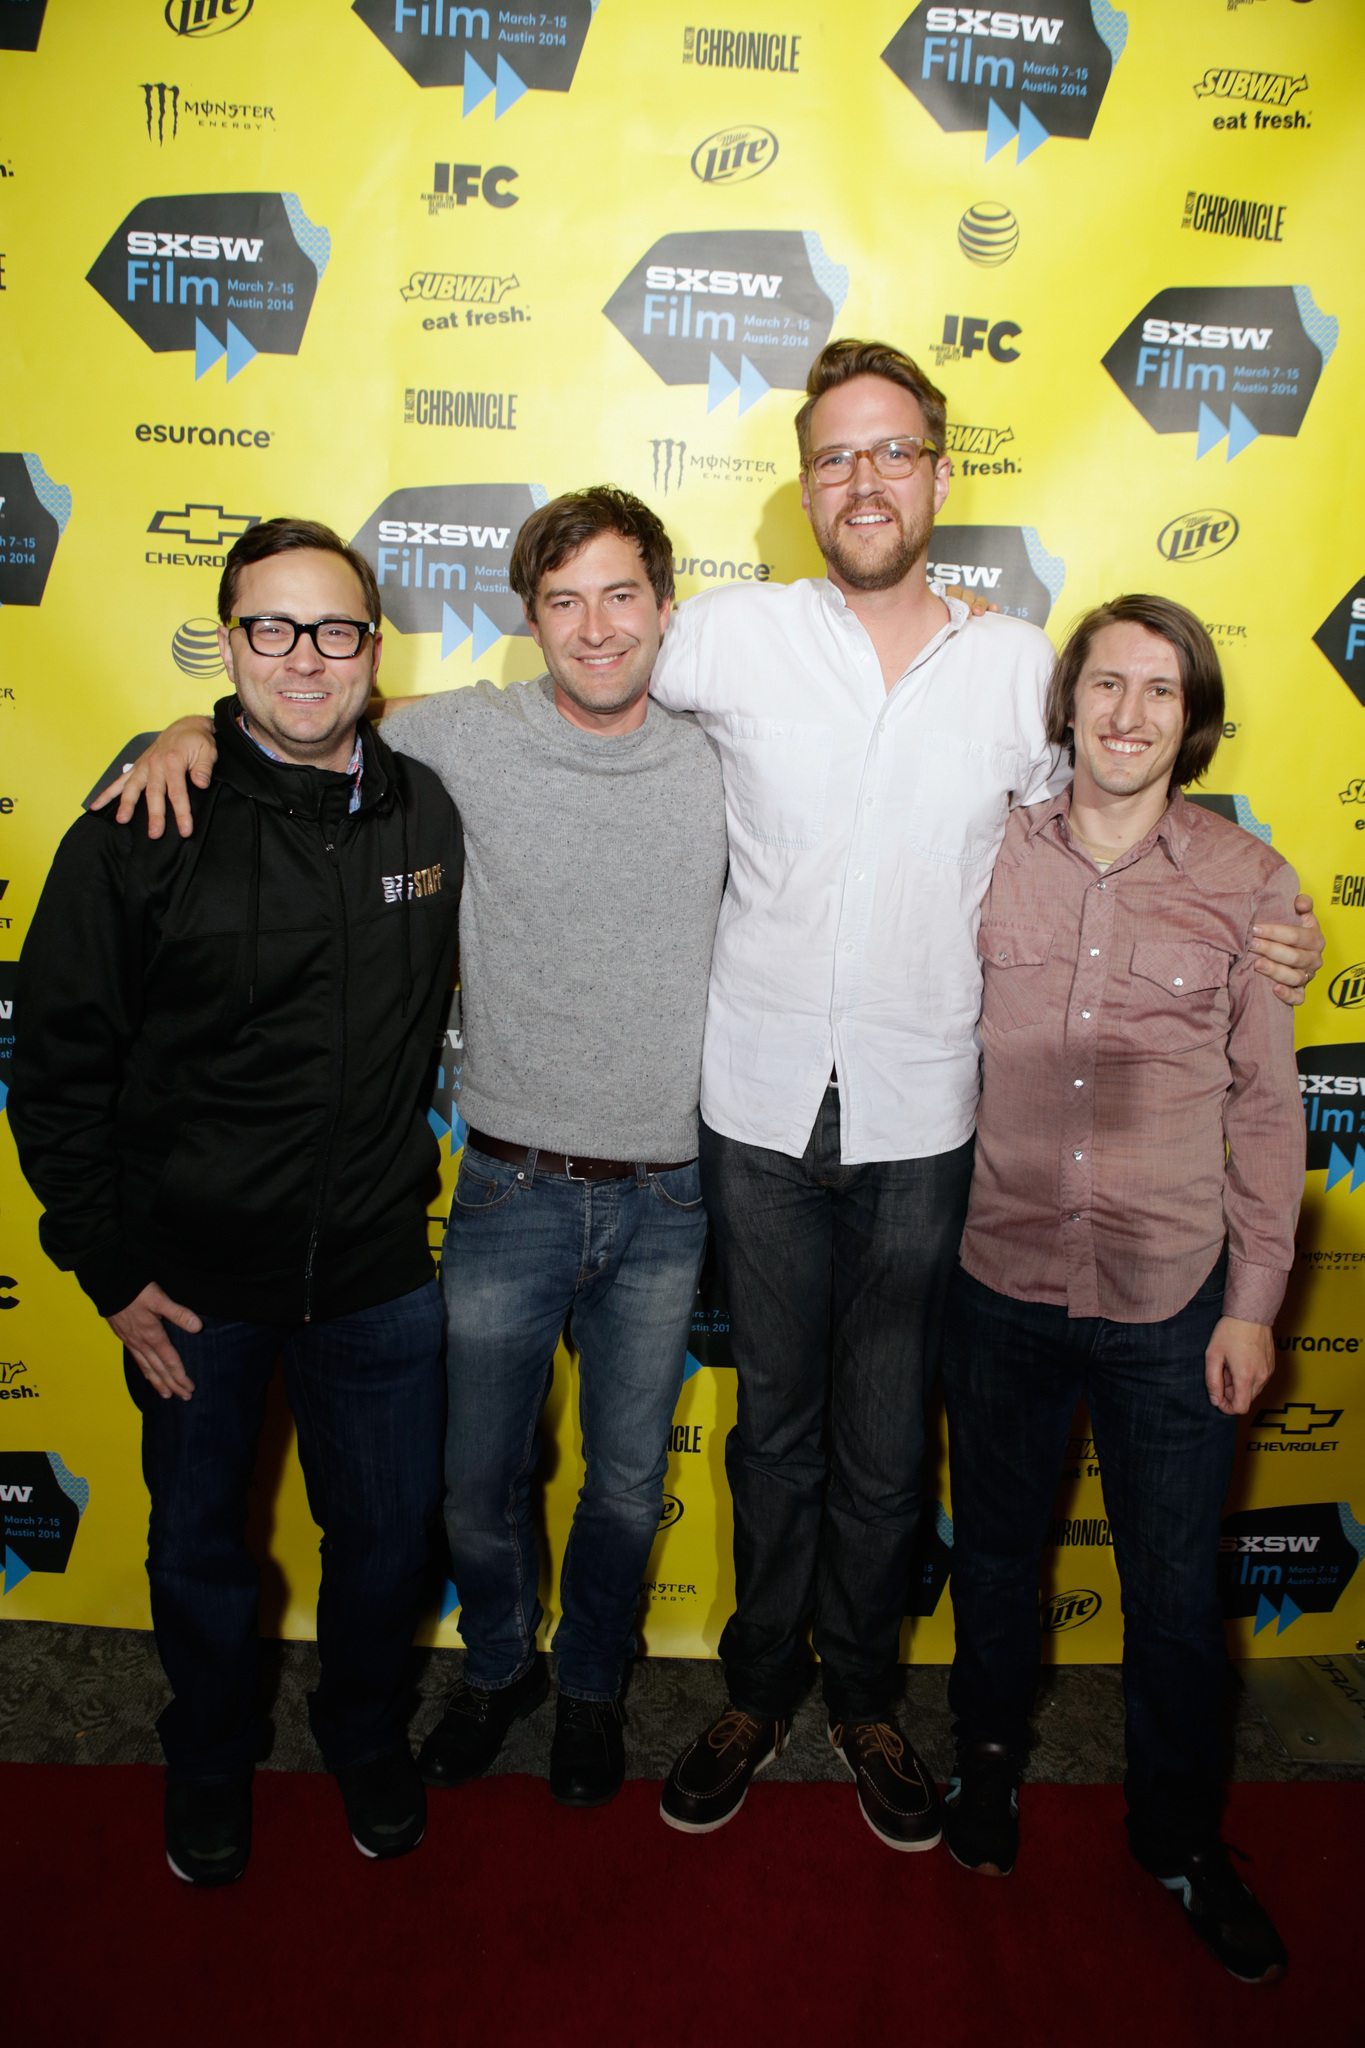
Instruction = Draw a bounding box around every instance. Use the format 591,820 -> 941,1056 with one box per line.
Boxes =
794,338 -> 948,466
218,517 -> 382,626
1045,593 -> 1225,789
509,486 -> 674,616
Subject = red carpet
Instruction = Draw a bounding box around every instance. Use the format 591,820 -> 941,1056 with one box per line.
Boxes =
3,1766 -> 1354,2047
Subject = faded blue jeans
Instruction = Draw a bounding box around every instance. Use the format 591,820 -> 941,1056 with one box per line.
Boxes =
440,1145 -> 707,1701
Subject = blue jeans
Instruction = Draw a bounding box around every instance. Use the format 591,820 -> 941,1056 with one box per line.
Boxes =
942,1257 -> 1236,1859
128,1279 -> 446,1781
441,1147 -> 708,1701
701,1091 -> 976,1725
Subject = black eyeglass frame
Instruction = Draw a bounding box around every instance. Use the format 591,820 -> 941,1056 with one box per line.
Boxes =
227,615 -> 378,658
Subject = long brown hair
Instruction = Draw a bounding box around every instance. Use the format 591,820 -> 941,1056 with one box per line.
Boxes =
1046,593 -> 1225,788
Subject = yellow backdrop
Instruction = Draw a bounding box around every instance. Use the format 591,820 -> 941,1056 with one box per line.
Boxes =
2,0 -> 1363,1667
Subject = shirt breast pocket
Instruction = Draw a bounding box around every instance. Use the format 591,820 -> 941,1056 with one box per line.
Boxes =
1125,941 -> 1233,1053
978,922 -> 1056,1032
903,728 -> 1022,868
724,717 -> 832,850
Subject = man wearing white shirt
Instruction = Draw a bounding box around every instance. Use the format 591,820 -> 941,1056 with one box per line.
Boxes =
656,339 -> 1317,1851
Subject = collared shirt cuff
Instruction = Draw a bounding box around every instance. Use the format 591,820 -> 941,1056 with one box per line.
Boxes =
1222,1256 -> 1288,1327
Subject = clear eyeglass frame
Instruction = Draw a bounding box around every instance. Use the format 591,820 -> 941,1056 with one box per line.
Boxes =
806,437 -> 939,486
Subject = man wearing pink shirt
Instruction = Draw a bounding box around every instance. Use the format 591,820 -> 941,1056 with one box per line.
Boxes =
941,594 -> 1302,1986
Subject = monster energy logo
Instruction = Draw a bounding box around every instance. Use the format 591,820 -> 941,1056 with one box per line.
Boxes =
142,82 -> 180,143
651,438 -> 688,496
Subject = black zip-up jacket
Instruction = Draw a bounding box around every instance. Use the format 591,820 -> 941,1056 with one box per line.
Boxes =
10,699 -> 463,1322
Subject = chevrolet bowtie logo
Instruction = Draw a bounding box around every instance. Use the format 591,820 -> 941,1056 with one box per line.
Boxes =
1252,1401 -> 1345,1436
147,505 -> 260,547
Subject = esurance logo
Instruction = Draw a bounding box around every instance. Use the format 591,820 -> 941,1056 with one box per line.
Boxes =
928,524 -> 1065,624
603,231 -> 846,415
0,1452 -> 89,1594
87,193 -> 330,381
351,484 -> 545,662
691,126 -> 778,186
1156,508 -> 1238,566
1299,1042 -> 1365,1191
165,0 -> 253,35
1102,286 -> 1336,460
352,0 -> 595,114
1313,579 -> 1365,710
0,453 -> 70,606
1041,1587 -> 1101,1632
1219,1501 -> 1364,1635
882,3 -> 1127,166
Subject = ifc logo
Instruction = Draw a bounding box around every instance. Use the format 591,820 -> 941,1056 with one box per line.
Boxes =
171,617 -> 225,677
1156,509 -> 1239,566
1041,1588 -> 1101,1632
958,203 -> 1019,268
691,126 -> 778,186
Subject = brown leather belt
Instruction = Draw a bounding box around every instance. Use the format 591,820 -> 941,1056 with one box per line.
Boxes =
464,1128 -> 693,1183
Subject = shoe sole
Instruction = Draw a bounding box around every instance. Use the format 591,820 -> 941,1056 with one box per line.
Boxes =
351,1824 -> 425,1860
659,1742 -> 780,1834
166,1850 -> 247,1887
946,1840 -> 1014,1878
550,1779 -> 624,1810
419,1670 -> 550,1789
831,1739 -> 942,1854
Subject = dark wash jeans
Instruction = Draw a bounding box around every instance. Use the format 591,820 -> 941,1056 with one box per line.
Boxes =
441,1147 -> 708,1701
701,1089 -> 975,1726
128,1279 -> 446,1782
942,1256 -> 1236,1860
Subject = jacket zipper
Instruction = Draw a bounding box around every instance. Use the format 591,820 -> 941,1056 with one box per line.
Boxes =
303,827 -> 349,1321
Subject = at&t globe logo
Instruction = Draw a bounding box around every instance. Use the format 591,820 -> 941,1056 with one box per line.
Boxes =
171,618 -> 224,678
958,202 -> 1019,266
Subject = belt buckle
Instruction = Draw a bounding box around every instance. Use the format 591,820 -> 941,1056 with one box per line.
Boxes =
561,1154 -> 590,1182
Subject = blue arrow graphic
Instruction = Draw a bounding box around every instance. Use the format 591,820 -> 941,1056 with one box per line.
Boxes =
496,54 -> 528,117
984,98 -> 1016,163
707,352 -> 739,413
1196,402 -> 1227,460
464,50 -> 495,116
3,1545 -> 30,1594
1015,99 -> 1050,163
1352,1143 -> 1365,1195
1276,1594 -> 1302,1635
737,354 -> 770,416
683,1350 -> 704,1382
442,602 -> 471,661
1326,1141 -> 1354,1192
1253,1592 -> 1278,1635
225,319 -> 257,382
470,603 -> 501,661
194,318 -> 226,380
439,1579 -> 460,1619
1226,401 -> 1259,461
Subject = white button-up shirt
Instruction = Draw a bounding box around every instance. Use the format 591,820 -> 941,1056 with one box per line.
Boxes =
650,578 -> 1068,1163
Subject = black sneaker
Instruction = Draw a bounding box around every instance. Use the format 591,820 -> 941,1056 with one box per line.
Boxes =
944,1739 -> 1019,1876
165,1776 -> 252,1887
335,1747 -> 426,1860
661,1708 -> 790,1834
1141,1839 -> 1288,1984
829,1718 -> 942,1852
549,1694 -> 625,1807
417,1657 -> 550,1787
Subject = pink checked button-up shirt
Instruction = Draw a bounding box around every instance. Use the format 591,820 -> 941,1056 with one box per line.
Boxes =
959,788 -> 1305,1325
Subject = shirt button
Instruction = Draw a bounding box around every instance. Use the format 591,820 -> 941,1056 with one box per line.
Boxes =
1069,1213 -> 1080,1222
864,796 -> 874,808
1098,881 -> 1106,890
1081,1009 -> 1091,1019
1073,1150 -> 1083,1160
1089,947 -> 1100,957
1073,1079 -> 1084,1088
844,943 -> 854,954
998,951 -> 1007,961
1174,977 -> 1184,987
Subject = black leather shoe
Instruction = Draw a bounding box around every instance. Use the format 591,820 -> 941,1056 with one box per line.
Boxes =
944,1739 -> 1019,1876
549,1693 -> 625,1807
830,1717 -> 941,1852
336,1747 -> 426,1860
165,1776 -> 252,1887
1138,1839 -> 1288,1984
661,1708 -> 789,1833
417,1657 -> 550,1787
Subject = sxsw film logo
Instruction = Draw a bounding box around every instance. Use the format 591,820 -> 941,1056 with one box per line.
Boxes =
1219,1502 -> 1363,1637
1313,579 -> 1365,711
604,231 -> 847,416
882,4 -> 1127,167
165,0 -> 254,34
0,1452 -> 89,1596
1185,792 -> 1271,843
427,989 -> 465,1150
1102,285 -> 1337,461
1299,1042 -> 1365,1194
0,453 -> 70,606
86,193 -> 331,383
353,1 -> 596,116
351,485 -> 546,663
691,126 -> 778,185
928,524 -> 1064,624
1156,508 -> 1238,566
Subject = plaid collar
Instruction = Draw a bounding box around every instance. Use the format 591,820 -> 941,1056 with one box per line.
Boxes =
237,714 -> 364,813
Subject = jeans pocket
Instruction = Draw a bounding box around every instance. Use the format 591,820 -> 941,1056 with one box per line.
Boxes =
648,1162 -> 705,1211
451,1151 -> 522,1213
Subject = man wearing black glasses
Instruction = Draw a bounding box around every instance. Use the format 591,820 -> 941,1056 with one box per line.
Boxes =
9,518 -> 463,1885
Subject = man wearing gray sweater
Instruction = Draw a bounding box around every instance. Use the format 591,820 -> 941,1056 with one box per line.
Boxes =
108,488 -> 728,1811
